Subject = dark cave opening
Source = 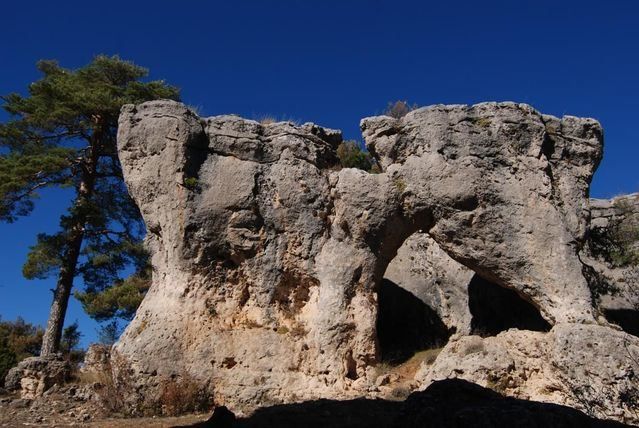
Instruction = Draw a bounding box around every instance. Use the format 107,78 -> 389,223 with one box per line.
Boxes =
376,279 -> 451,365
468,274 -> 551,335
604,309 -> 639,337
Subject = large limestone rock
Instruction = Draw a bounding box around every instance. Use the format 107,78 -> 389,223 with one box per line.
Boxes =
114,100 -> 606,414
415,324 -> 639,425
385,194 -> 639,339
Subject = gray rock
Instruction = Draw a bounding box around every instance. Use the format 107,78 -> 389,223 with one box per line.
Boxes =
582,193 -> 639,314
114,100 -> 608,415
416,324 -> 639,425
81,344 -> 110,374
4,356 -> 70,399
384,232 -> 474,335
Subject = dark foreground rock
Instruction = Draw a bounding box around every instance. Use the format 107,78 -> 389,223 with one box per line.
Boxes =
178,379 -> 629,428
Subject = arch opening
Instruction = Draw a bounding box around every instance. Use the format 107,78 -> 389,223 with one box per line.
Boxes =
376,232 -> 453,366
468,274 -> 551,336
376,278 -> 450,365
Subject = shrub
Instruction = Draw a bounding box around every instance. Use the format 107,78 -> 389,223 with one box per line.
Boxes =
589,200 -> 639,268
384,100 -> 417,119
88,352 -> 132,416
0,342 -> 17,388
587,198 -> 639,302
88,352 -> 210,417
257,115 -> 277,125
337,140 -> 379,172
158,372 -> 210,416
183,177 -> 199,190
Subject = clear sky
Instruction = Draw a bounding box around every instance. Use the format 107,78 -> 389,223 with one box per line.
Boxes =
0,0 -> 637,347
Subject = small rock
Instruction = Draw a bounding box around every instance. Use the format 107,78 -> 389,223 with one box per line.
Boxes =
350,377 -> 369,391
9,398 -> 31,408
376,374 -> 391,387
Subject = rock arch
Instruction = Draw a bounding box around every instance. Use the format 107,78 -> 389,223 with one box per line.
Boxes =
114,100 -> 603,412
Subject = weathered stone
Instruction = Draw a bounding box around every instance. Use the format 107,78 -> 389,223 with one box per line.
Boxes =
81,344 -> 110,375
361,103 -> 601,325
384,232 -> 474,335
114,100 -> 609,415
415,324 -> 639,425
4,356 -> 70,399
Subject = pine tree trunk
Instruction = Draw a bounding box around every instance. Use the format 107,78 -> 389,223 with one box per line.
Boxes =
40,125 -> 102,356
40,225 -> 86,356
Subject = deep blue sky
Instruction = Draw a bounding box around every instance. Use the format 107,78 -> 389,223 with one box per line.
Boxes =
1,0 -> 637,347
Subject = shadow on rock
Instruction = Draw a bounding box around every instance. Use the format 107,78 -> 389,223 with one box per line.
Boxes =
605,309 -> 639,337
176,379 -> 629,428
377,278 -> 451,364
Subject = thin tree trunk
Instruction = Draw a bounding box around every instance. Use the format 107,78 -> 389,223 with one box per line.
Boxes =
40,124 -> 102,356
40,224 -> 86,356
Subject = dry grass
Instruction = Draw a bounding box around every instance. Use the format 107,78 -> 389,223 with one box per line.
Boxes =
396,348 -> 443,378
158,372 -> 209,417
258,115 -> 278,125
462,340 -> 486,356
376,347 -> 444,382
83,352 -> 210,417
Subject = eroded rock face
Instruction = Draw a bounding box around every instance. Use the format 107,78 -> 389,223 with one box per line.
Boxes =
384,233 -> 474,335
416,324 -> 639,425
115,100 -> 605,414
584,194 -> 639,312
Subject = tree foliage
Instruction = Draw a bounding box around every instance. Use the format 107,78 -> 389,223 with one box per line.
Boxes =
0,56 -> 179,353
336,140 -> 379,172
97,320 -> 123,346
0,317 -> 43,385
76,266 -> 151,321
61,321 -> 82,355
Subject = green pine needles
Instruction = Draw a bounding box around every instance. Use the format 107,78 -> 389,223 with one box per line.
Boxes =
0,55 -> 179,354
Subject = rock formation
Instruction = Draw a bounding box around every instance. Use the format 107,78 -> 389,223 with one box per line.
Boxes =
111,100 -> 638,424
383,233 -> 474,336
4,355 -> 70,399
584,194 -> 639,317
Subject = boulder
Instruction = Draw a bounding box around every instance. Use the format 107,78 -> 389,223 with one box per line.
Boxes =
4,355 -> 70,399
415,324 -> 639,425
81,344 -> 111,375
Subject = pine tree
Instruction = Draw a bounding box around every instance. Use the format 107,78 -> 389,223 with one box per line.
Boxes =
0,56 -> 179,356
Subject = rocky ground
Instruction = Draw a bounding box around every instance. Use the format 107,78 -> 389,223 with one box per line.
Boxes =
1,379 -> 631,428
0,387 -> 208,427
